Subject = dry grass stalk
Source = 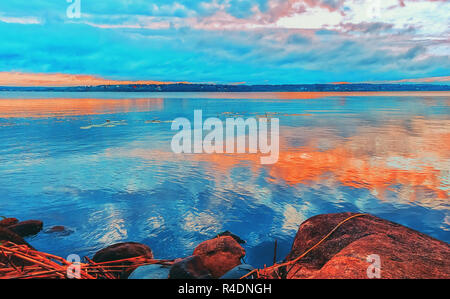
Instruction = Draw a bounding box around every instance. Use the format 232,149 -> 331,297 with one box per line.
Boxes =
0,242 -> 174,279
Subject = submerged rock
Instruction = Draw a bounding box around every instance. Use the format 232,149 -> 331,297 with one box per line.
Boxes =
129,264 -> 171,279
169,256 -> 213,279
8,220 -> 43,237
193,236 -> 246,278
220,264 -> 256,279
282,213 -> 450,279
93,242 -> 153,279
44,226 -> 74,236
0,218 -> 19,227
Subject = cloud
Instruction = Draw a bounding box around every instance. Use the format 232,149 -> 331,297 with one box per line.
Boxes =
0,15 -> 41,24
0,0 -> 448,84
371,76 -> 450,84
0,72 -> 189,87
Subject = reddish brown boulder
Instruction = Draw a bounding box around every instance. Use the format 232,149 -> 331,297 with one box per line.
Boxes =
282,213 -> 450,279
193,236 -> 246,278
93,242 -> 153,279
0,218 -> 19,227
169,256 -> 213,279
8,220 -> 43,237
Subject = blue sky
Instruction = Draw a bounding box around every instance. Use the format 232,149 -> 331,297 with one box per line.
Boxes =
0,0 -> 449,85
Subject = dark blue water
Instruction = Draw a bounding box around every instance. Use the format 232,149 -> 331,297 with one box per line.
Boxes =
0,92 -> 448,267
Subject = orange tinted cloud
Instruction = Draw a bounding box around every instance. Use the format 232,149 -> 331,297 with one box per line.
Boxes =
372,76 -> 450,84
0,72 -> 189,87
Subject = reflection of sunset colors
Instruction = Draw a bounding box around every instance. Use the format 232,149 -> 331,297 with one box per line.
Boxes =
0,98 -> 164,118
263,118 -> 449,201
221,120 -> 449,203
111,117 -> 449,204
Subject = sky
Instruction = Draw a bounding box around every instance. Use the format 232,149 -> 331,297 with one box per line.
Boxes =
0,0 -> 449,86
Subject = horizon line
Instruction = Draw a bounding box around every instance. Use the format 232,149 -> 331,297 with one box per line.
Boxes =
0,72 -> 449,88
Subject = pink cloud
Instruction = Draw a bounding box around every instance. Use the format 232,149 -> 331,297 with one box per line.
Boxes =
385,76 -> 450,84
0,72 -> 190,87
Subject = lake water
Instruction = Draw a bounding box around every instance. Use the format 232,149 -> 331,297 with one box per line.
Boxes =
0,91 -> 449,267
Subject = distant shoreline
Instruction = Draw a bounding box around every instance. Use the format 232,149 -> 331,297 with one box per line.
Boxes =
1,83 -> 450,93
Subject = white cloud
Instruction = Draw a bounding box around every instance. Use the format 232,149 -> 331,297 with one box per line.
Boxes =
342,0 -> 450,37
0,15 -> 41,24
276,7 -> 343,29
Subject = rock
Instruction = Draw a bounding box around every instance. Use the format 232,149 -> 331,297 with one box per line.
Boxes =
44,226 -> 74,236
8,220 -> 43,237
129,264 -> 171,279
220,264 -> 256,279
92,242 -> 153,279
93,242 -> 153,263
283,213 -> 450,279
47,226 -> 66,232
216,231 -> 246,244
0,227 -> 34,249
169,256 -> 213,279
0,218 -> 19,227
193,236 -> 246,278
0,227 -> 35,266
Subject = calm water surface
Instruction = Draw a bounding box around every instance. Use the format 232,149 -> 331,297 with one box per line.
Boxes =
0,91 -> 449,267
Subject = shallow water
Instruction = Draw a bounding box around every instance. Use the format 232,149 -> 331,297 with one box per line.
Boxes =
0,91 -> 449,267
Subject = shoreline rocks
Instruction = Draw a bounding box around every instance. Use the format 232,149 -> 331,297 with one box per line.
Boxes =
8,220 -> 43,237
92,242 -> 154,279
0,217 -> 42,250
0,218 -> 19,227
281,213 -> 450,279
0,227 -> 34,249
2,213 -> 449,279
193,236 -> 246,278
169,256 -> 213,279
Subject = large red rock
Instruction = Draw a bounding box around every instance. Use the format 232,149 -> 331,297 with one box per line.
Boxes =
281,213 -> 450,279
193,236 -> 246,278
92,242 -> 153,279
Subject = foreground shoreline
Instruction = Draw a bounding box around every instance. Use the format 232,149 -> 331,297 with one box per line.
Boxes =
1,212 -> 449,279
